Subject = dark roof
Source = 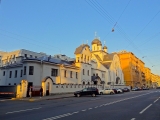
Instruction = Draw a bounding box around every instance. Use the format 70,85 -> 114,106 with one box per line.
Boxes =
94,54 -> 102,61
102,62 -> 112,69
74,44 -> 90,54
103,53 -> 115,61
25,56 -> 73,66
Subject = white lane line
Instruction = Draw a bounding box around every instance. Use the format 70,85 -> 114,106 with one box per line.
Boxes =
91,98 -> 101,100
94,106 -> 98,108
154,98 -> 159,103
88,108 -> 92,110
139,104 -> 152,114
6,107 -> 41,114
81,109 -> 86,111
72,111 -> 79,114
45,113 -> 72,120
131,118 -> 135,120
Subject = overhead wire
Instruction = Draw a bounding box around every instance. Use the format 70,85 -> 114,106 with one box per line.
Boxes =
86,0 -> 159,74
125,9 -> 160,49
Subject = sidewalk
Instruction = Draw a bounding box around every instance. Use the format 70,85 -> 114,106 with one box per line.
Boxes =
12,93 -> 74,102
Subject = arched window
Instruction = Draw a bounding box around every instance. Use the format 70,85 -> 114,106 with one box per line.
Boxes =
88,82 -> 90,85
83,82 -> 85,85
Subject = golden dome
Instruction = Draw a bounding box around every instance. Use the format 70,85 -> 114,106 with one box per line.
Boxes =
91,38 -> 102,45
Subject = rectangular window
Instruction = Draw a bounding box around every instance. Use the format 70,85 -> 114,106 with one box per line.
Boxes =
35,56 -> 37,58
76,72 -> 78,79
29,66 -> 34,75
83,69 -> 85,75
24,66 -> 26,75
24,54 -> 27,58
9,71 -> 12,78
15,70 -> 17,78
70,71 -> 72,78
51,69 -> 58,77
3,71 -> 5,76
64,70 -> 67,77
30,55 -> 32,58
88,70 -> 89,76
20,70 -> 23,77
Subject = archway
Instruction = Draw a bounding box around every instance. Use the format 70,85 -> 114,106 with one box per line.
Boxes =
116,77 -> 120,84
42,76 -> 54,96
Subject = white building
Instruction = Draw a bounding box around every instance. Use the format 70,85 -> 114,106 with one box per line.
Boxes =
0,38 -> 125,96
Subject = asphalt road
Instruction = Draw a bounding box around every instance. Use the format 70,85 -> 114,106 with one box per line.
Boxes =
0,89 -> 160,120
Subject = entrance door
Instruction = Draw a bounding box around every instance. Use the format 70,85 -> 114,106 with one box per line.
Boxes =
26,82 -> 33,97
46,82 -> 50,96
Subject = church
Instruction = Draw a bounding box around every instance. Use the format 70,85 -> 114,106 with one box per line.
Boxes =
0,37 -> 124,96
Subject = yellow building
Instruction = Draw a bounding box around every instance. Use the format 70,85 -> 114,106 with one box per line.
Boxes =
144,67 -> 151,87
117,50 -> 146,88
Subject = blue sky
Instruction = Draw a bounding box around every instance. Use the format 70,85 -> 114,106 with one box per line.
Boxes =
0,0 -> 160,75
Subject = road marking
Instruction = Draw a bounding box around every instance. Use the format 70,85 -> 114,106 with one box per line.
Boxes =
82,109 -> 86,111
131,118 -> 135,120
139,104 -> 152,114
91,98 -> 101,100
6,107 -> 41,114
154,98 -> 159,103
72,111 -> 79,114
43,91 -> 155,120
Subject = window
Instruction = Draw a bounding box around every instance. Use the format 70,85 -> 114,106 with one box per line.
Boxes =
9,71 -> 12,78
15,70 -> 17,78
102,73 -> 104,78
76,72 -> 78,79
8,83 -> 11,85
83,69 -> 85,75
88,70 -> 89,76
20,70 -> 23,77
30,55 -> 32,58
24,66 -> 26,75
77,57 -> 79,62
93,73 -> 95,76
70,71 -> 72,78
51,69 -> 58,76
64,70 -> 67,77
83,82 -> 85,85
29,66 -> 34,75
35,56 -> 37,58
24,54 -> 27,58
14,83 -> 16,85
3,71 -> 5,76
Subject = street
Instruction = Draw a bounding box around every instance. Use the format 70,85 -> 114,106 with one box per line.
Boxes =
0,89 -> 160,120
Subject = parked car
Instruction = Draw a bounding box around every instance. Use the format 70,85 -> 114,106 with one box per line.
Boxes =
112,88 -> 123,93
112,89 -> 118,94
132,87 -> 139,91
122,88 -> 130,92
116,88 -> 123,93
74,87 -> 99,97
99,89 -> 115,95
142,87 -> 149,90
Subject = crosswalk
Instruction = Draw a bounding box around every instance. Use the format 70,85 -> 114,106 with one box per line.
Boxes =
43,112 -> 75,120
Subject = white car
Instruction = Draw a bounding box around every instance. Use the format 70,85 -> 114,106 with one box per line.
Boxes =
116,88 -> 123,93
99,89 -> 115,95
